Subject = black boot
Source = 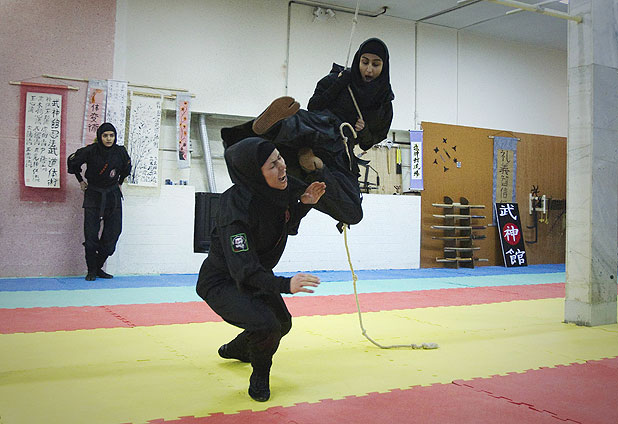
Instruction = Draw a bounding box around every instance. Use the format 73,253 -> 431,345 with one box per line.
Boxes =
85,272 -> 97,281
218,343 -> 251,363
95,254 -> 113,279
221,121 -> 256,148
96,269 -> 113,279
248,368 -> 270,402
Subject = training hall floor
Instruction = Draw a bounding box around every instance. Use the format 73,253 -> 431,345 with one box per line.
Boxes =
1,264 -> 617,424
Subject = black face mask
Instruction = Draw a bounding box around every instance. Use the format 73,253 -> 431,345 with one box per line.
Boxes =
224,137 -> 290,209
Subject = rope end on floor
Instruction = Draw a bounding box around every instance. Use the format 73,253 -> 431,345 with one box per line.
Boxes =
411,343 -> 439,350
343,223 -> 439,352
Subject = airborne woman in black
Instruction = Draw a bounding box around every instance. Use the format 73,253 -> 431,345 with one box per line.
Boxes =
220,38 -> 394,228
67,122 -> 131,281
196,137 -> 325,402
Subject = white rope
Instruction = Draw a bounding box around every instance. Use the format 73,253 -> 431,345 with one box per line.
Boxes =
347,86 -> 364,122
342,1 -> 364,123
343,225 -> 439,350
344,0 -> 361,69
338,1 -> 438,351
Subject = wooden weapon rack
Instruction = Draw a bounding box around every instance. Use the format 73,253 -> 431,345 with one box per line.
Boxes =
431,196 -> 488,268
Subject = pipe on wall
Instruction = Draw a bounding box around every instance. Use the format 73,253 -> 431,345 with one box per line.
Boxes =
198,114 -> 217,193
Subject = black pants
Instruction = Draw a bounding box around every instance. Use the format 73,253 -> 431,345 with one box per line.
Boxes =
83,205 -> 122,273
198,280 -> 292,373
274,110 -> 363,225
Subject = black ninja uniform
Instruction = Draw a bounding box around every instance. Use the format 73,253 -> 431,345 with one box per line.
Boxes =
307,38 -> 394,154
196,137 -> 312,402
220,38 -> 394,227
67,122 -> 131,279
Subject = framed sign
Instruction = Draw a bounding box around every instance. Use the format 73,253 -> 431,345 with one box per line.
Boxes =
495,202 -> 527,267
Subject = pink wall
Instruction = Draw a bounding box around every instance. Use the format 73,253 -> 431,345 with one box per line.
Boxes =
0,0 -> 117,277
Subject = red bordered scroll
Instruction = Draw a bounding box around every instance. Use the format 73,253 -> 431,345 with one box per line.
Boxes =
19,82 -> 68,202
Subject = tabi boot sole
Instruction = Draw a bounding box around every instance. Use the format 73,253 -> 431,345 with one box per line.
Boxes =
252,96 -> 299,135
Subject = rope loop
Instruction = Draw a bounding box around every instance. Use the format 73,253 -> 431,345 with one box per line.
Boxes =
339,122 -> 357,172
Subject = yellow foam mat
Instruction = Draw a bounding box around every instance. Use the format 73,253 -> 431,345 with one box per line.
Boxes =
1,298 -> 617,424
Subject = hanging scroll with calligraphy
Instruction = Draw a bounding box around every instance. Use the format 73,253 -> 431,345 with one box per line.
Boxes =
81,79 -> 107,146
492,136 -> 518,222
127,93 -> 162,186
19,83 -> 68,202
409,130 -> 423,190
176,93 -> 191,169
105,79 -> 128,146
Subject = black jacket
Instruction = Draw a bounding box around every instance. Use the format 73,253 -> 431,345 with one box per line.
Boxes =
197,138 -> 312,297
199,192 -> 311,297
67,142 -> 131,208
307,67 -> 393,151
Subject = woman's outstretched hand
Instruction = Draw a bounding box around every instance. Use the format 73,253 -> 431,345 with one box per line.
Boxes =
300,181 -> 326,205
290,273 -> 320,294
354,118 -> 365,132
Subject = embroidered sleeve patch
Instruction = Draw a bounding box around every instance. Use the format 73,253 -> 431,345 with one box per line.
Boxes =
230,233 -> 249,253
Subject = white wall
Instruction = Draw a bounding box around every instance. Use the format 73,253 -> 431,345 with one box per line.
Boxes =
277,194 -> 421,272
114,1 -> 567,136
114,0 -> 290,116
111,0 -> 567,274
416,24 -> 459,127
456,31 -> 567,136
415,23 -> 567,136
107,189 -> 420,275
106,185 -> 203,275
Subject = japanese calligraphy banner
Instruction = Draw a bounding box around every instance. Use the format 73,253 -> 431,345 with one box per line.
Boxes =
492,136 -> 518,204
81,79 -> 107,146
495,202 -> 527,267
19,83 -> 67,202
105,79 -> 128,146
176,93 -> 191,169
409,130 -> 423,190
127,93 -> 162,186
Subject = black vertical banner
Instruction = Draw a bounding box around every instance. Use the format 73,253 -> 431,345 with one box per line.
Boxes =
495,203 -> 528,267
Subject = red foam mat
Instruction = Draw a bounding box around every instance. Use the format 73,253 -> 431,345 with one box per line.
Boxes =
0,284 -> 564,334
286,283 -> 564,317
143,357 -> 618,424
0,305 -> 132,333
452,357 -> 618,424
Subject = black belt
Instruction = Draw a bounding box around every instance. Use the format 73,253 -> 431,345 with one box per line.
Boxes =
87,185 -> 122,218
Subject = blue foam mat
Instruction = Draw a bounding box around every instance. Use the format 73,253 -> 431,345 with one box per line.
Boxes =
0,264 -> 564,292
0,269 -> 565,309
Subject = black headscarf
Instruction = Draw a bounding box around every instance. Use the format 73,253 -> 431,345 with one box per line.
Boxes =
224,137 -> 290,209
350,38 -> 395,111
95,122 -> 118,158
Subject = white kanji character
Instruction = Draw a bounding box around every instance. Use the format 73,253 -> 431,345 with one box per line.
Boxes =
499,203 -> 518,220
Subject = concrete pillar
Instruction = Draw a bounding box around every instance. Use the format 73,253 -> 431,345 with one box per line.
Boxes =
565,0 -> 618,326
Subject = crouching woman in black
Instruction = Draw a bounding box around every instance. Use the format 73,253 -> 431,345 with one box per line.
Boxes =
67,122 -> 131,281
196,137 -> 325,402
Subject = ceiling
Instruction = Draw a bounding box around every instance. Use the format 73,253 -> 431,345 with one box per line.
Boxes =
308,0 -> 570,51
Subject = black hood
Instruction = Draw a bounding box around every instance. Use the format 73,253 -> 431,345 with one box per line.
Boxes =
96,122 -> 118,157
224,137 -> 290,209
350,38 -> 395,110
